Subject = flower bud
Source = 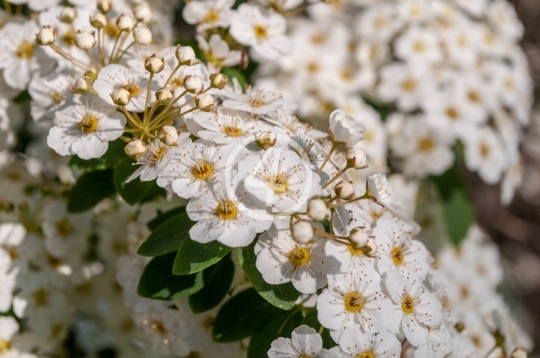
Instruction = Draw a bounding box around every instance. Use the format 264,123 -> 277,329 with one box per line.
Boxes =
116,14 -> 135,31
364,237 -> 377,256
329,109 -> 365,146
144,55 -> 164,73
134,26 -> 152,45
125,139 -> 146,158
72,76 -> 93,94
158,126 -> 179,145
90,13 -> 107,29
97,0 -> 113,13
209,73 -> 227,89
84,67 -> 98,80
184,75 -> 204,94
156,88 -> 173,105
133,2 -> 153,23
36,26 -> 57,46
195,93 -> 214,111
175,45 -> 197,66
335,180 -> 354,200
367,173 -> 395,206
76,31 -> 96,50
307,198 -> 327,221
254,132 -> 277,150
346,146 -> 368,169
511,349 -> 528,358
110,88 -> 131,106
349,227 -> 369,248
291,220 -> 313,245
58,7 -> 76,24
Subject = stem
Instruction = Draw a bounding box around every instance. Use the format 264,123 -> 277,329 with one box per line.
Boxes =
114,41 -> 135,63
162,63 -> 182,88
317,142 -> 337,175
328,192 -> 373,209
143,73 -> 154,125
50,44 -> 88,70
322,166 -> 349,189
96,28 -> 105,66
86,50 -> 100,68
119,106 -> 142,129
108,31 -> 123,64
147,89 -> 189,126
312,227 -> 349,246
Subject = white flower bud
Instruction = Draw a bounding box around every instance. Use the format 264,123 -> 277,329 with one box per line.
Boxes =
144,55 -> 164,73
349,227 -> 369,248
36,26 -> 57,46
307,198 -> 327,221
125,139 -> 146,158
184,75 -> 204,94
511,349 -> 528,358
346,146 -> 368,169
209,73 -> 227,89
291,221 -> 314,245
335,180 -> 354,200
158,126 -> 179,145
134,26 -> 152,45
195,93 -> 214,111
116,14 -> 135,31
175,45 -> 197,66
329,109 -> 365,146
85,67 -> 98,80
72,76 -> 93,94
110,88 -> 131,106
254,132 -> 277,150
76,31 -> 96,50
367,173 -> 395,206
90,13 -> 107,29
58,7 -> 76,24
156,88 -> 173,104
364,237 -> 377,256
97,0 -> 113,14
133,2 -> 153,23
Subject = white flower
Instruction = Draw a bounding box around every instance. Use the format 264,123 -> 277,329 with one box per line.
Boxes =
329,324 -> 401,358
413,323 -> 453,358
183,0 -> 234,31
229,3 -> 291,61
197,34 -> 241,71
395,26 -> 442,65
0,316 -> 19,348
487,0 -> 523,41
463,127 -> 507,184
328,109 -> 365,146
128,139 -> 172,182
268,325 -> 327,358
47,94 -> 126,160
367,173 -> 396,206
28,71 -> 72,121
222,84 -> 297,115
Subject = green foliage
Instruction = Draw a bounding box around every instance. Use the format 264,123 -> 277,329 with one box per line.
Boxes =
189,253 -> 234,313
69,140 -> 125,172
137,211 -> 193,257
146,206 -> 187,231
113,157 -> 156,205
13,90 -> 32,103
137,252 -> 204,300
173,238 -> 231,275
67,169 -> 116,213
221,67 -> 247,91
237,241 -> 299,310
433,167 -> 475,246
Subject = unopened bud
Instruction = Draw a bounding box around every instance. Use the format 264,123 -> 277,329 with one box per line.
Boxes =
97,0 -> 113,14
156,88 -> 173,105
346,146 -> 368,169
158,126 -> 179,145
144,55 -> 164,73
291,220 -> 314,245
307,198 -> 327,221
209,73 -> 227,89
349,227 -> 369,248
58,7 -> 76,24
125,139 -> 146,158
195,93 -> 214,111
335,180 -> 354,200
111,88 -> 131,105
84,67 -> 98,80
134,26 -> 152,45
72,76 -> 93,94
36,26 -> 57,46
184,75 -> 204,94
76,31 -> 96,50
133,2 -> 153,23
116,14 -> 135,31
254,132 -> 277,150
364,237 -> 377,256
90,13 -> 107,29
175,45 -> 197,66
511,349 -> 528,358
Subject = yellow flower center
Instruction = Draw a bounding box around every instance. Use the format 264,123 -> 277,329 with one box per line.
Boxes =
79,113 -> 98,133
216,200 -> 237,220
401,79 -> 417,92
16,41 -> 34,59
191,161 -> 213,180
268,175 -> 288,194
204,9 -> 219,23
34,288 -> 50,306
50,324 -> 63,339
56,218 -> 73,238
413,40 -> 426,53
62,29 -> 77,47
391,247 -> 404,265
445,107 -> 459,120
311,33 -> 325,44
253,25 -> 268,39
374,16 -> 388,29
347,245 -> 364,256
203,316 -> 215,331
356,352 -> 375,358
123,83 -> 140,97
467,90 -> 480,103
105,23 -> 120,38
417,137 -> 434,153
224,126 -> 243,137
0,340 -> 11,353
52,92 -> 65,105
150,147 -> 168,163
344,291 -> 365,312
480,143 -> 490,159
401,294 -> 414,314
289,246 -> 310,267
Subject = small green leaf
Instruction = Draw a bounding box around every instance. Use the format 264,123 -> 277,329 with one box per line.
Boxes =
13,90 -> 32,103
114,157 -> 154,205
137,252 -> 204,300
67,169 -> 116,213
69,140 -> 125,172
433,167 -> 475,246
173,238 -> 231,275
221,67 -> 247,91
237,241 -> 299,310
146,206 -> 187,231
137,212 -> 193,257
189,253 -> 234,313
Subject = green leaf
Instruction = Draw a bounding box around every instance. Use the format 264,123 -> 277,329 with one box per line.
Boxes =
247,310 -> 304,358
69,140 -> 125,172
137,252 -> 204,300
213,288 -> 281,342
113,157 -> 155,205
146,206 -> 187,231
13,90 -> 32,103
189,253 -> 234,313
137,212 -> 193,257
433,167 -> 475,246
173,238 -> 231,275
237,241 -> 299,310
67,169 -> 116,213
221,67 -> 247,91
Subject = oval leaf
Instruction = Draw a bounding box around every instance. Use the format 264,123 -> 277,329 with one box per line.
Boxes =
69,139 -> 125,172
114,157 -> 154,205
137,211 -> 193,257
67,169 -> 116,213
173,238 -> 231,275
